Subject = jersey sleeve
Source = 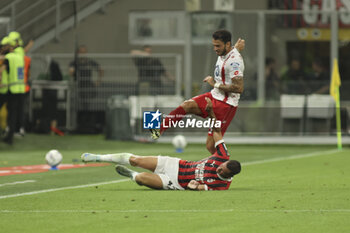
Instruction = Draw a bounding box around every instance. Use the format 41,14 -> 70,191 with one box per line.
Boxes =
228,55 -> 244,79
214,139 -> 230,158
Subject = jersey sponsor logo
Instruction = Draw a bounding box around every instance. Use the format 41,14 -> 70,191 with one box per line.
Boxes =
195,159 -> 207,181
215,65 -> 220,77
230,62 -> 240,71
143,110 -> 161,129
234,71 -> 239,75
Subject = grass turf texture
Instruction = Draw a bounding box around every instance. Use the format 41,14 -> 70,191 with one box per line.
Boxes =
0,134 -> 349,233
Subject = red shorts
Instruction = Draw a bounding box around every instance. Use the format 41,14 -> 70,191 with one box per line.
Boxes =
192,92 -> 237,136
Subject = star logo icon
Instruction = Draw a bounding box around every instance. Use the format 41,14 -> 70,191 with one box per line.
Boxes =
150,109 -> 162,122
143,110 -> 162,129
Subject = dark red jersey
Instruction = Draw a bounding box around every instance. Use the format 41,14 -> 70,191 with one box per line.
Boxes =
178,141 -> 232,190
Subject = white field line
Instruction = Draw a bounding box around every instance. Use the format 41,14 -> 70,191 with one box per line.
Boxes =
0,180 -> 36,187
0,209 -> 349,214
0,149 -> 340,200
0,179 -> 129,200
242,149 -> 339,166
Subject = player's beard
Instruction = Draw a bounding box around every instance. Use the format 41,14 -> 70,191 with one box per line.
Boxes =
219,47 -> 227,56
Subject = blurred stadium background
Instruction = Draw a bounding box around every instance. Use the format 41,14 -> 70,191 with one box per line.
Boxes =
1,0 -> 350,142
1,1 -> 350,232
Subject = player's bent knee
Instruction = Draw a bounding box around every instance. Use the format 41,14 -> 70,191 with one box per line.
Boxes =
181,100 -> 197,113
134,172 -> 163,189
134,172 -> 147,186
129,156 -> 139,167
180,100 -> 191,110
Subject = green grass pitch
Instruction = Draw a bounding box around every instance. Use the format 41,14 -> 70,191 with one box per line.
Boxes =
0,134 -> 349,233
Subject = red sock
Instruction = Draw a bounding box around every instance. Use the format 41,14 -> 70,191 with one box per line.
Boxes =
50,126 -> 64,136
160,106 -> 186,134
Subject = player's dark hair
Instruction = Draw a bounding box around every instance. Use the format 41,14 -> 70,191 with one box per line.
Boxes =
227,160 -> 241,177
212,30 -> 232,44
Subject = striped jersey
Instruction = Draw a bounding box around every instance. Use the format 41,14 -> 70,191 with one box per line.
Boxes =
177,141 -> 232,190
211,47 -> 244,107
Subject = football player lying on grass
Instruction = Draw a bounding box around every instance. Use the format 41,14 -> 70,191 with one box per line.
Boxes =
81,98 -> 241,191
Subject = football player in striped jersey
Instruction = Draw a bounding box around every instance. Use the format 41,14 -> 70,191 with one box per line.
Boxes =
82,98 -> 241,191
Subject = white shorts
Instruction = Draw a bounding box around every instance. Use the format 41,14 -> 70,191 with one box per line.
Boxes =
154,156 -> 184,190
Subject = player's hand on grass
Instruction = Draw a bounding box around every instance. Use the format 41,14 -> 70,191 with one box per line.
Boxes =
187,180 -> 200,190
203,76 -> 215,87
234,38 -> 245,52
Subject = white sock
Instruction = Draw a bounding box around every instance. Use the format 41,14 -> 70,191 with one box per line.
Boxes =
99,153 -> 133,165
131,172 -> 139,181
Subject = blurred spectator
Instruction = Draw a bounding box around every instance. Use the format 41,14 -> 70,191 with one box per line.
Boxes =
34,61 -> 63,135
8,31 -> 34,137
245,57 -> 281,100
0,42 -> 8,130
137,19 -> 153,37
69,45 -> 104,133
8,31 -> 34,55
0,37 -> 25,145
281,58 -> 309,94
131,45 -> 174,95
308,58 -> 330,94
69,45 -> 103,98
265,57 -> 281,100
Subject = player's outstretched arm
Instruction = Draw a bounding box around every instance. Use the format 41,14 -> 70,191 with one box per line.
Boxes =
234,38 -> 245,52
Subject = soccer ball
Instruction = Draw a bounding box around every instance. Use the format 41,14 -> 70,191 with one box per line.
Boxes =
172,135 -> 187,153
45,149 -> 62,167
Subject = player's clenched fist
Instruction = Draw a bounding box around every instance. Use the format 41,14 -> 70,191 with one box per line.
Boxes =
234,38 -> 245,52
203,76 -> 215,87
187,180 -> 200,190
